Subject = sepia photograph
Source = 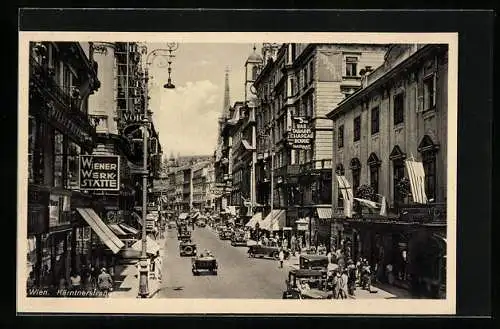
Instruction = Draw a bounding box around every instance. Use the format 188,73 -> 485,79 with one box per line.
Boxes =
18,32 -> 457,314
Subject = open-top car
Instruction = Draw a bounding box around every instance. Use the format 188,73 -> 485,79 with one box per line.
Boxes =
192,252 -> 218,275
178,230 -> 192,241
230,231 -> 247,246
282,269 -> 332,299
299,254 -> 329,270
219,229 -> 233,240
248,244 -> 290,260
179,241 -> 197,257
195,219 -> 206,227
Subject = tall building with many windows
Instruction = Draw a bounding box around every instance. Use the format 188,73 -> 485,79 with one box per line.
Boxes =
326,44 -> 448,298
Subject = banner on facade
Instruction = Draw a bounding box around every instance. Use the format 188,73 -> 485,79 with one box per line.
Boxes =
79,155 -> 120,191
288,117 -> 313,150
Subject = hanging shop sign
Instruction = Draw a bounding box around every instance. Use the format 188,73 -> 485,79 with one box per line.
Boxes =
44,104 -> 93,148
288,117 -> 313,150
79,155 -> 120,191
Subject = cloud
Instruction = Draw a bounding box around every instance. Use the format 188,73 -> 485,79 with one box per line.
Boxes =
151,80 -> 222,156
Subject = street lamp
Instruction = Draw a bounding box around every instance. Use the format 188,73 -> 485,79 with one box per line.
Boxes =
137,43 -> 178,298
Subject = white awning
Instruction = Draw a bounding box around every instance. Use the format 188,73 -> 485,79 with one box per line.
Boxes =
108,224 -> 127,236
178,213 -> 189,220
118,223 -> 140,235
316,207 -> 333,219
245,212 -> 262,228
76,208 -> 124,254
405,160 -> 428,204
260,210 -> 285,231
131,236 -> 160,256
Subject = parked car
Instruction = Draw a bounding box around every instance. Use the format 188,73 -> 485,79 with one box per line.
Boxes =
282,269 -> 331,299
219,229 -> 233,240
167,221 -> 177,229
179,241 -> 197,257
178,230 -> 192,241
299,254 -> 329,270
230,231 -> 247,246
192,253 -> 218,275
247,245 -> 290,260
196,220 -> 206,227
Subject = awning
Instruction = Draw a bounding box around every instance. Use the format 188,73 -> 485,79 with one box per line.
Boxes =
242,140 -> 255,150
178,213 -> 188,220
119,223 -> 140,235
260,210 -> 285,231
405,160 -> 428,204
76,208 -> 124,254
269,210 -> 286,231
108,224 -> 127,236
131,236 -> 160,256
245,212 -> 262,228
133,212 -> 143,226
316,207 -> 333,219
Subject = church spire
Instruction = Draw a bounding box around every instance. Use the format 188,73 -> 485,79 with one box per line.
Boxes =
222,67 -> 231,118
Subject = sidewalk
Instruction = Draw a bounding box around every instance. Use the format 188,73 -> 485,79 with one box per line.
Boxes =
109,234 -> 167,299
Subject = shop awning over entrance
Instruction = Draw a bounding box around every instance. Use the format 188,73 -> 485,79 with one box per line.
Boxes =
245,212 -> 262,228
131,236 -> 160,256
118,223 -> 140,235
108,224 -> 127,236
261,210 -> 286,231
76,208 -> 125,254
316,207 -> 333,219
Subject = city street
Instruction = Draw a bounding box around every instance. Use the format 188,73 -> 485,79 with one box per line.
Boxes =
159,226 -> 290,299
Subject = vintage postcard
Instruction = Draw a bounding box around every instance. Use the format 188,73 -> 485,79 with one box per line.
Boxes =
17,32 -> 457,314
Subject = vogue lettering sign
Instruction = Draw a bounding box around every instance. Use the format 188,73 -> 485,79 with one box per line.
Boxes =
79,155 -> 120,191
288,117 -> 313,150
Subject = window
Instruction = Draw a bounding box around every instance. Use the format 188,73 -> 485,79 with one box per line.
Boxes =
423,153 -> 437,201
309,61 -> 314,83
66,143 -> 81,189
338,125 -> 344,148
371,106 -> 380,135
393,160 -> 405,205
350,158 -> 361,195
252,66 -> 259,80
53,130 -> 65,188
370,165 -> 379,194
353,116 -> 361,142
345,56 -> 358,77
394,93 -> 404,125
423,74 -> 436,111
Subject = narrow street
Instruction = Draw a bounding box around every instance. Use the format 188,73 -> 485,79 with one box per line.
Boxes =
159,226 -> 290,298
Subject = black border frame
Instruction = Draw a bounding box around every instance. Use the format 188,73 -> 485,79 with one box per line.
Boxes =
9,8 -> 493,322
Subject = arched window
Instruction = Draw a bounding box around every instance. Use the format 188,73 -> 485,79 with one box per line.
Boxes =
350,158 -> 361,194
389,145 -> 407,205
368,153 -> 382,194
418,135 -> 440,201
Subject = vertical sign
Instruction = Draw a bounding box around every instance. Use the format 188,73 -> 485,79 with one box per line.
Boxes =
49,194 -> 60,228
79,155 -> 120,191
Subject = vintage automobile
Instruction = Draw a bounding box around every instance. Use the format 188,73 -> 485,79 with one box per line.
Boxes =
195,220 -> 206,227
230,231 -> 247,246
219,229 -> 233,240
191,253 -> 218,275
179,241 -> 197,257
282,269 -> 332,299
178,230 -> 192,241
299,254 -> 329,270
248,244 -> 291,260
167,221 -> 177,229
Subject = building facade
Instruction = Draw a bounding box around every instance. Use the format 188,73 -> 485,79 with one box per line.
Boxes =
28,41 -> 100,288
326,44 -> 448,298
253,43 -> 387,246
191,161 -> 212,212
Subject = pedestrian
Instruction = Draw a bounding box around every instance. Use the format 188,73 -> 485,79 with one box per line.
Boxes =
91,266 -> 100,289
283,237 -> 288,250
333,270 -> 341,299
82,265 -> 92,290
97,268 -> 113,296
347,259 -> 356,296
327,249 -> 333,264
69,271 -> 82,291
278,249 -> 285,268
340,269 -> 349,299
290,235 -> 296,256
58,275 -> 67,290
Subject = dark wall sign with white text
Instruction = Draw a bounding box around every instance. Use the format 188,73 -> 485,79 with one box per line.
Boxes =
79,155 -> 120,191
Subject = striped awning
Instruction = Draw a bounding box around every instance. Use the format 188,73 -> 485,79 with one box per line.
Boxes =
76,208 -> 124,254
260,210 -> 286,231
245,212 -> 262,228
316,207 -> 333,219
405,160 -> 428,204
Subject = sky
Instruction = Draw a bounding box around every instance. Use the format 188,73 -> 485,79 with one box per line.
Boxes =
146,43 -> 260,158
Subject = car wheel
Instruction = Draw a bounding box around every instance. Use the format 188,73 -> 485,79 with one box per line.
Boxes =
282,292 -> 288,299
272,251 -> 279,260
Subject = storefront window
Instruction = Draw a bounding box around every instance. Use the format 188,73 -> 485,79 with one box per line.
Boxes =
53,130 -> 64,188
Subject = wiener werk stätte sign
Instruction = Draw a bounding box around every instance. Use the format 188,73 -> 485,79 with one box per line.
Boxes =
79,155 -> 120,191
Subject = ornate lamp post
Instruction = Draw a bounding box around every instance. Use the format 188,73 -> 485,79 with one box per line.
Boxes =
137,42 -> 178,298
